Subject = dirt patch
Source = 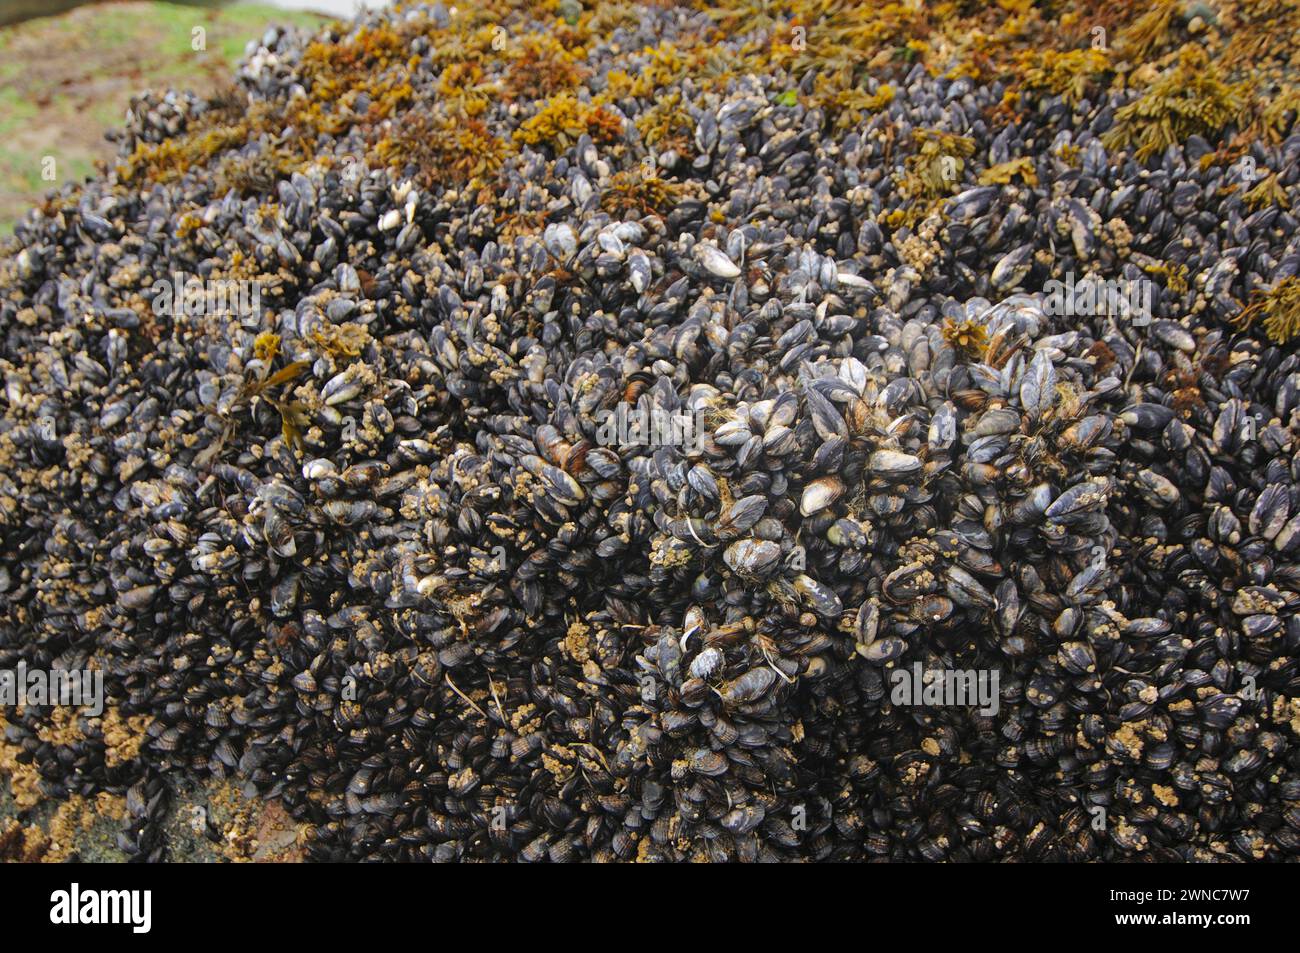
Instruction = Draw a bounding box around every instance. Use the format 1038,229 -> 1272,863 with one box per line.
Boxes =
0,1 -> 326,234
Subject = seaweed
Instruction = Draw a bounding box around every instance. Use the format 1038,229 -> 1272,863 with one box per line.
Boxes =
375,109 -> 510,189
1116,0 -> 1182,62
1018,48 -> 1112,105
813,74 -> 895,131
977,156 -> 1037,186
118,124 -> 250,186
311,322 -> 372,360
1233,276 -> 1300,345
942,316 -> 988,361
634,90 -> 697,158
895,128 -> 975,226
1144,260 -> 1190,296
505,33 -> 589,99
212,144 -> 303,198
514,92 -> 625,150
600,168 -> 684,216
1243,172 -> 1289,212
436,62 -> 499,118
1101,46 -> 1247,163
1250,86 -> 1300,144
1219,0 -> 1300,73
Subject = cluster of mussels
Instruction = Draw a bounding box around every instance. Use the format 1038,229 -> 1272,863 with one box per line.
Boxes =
2,0 -> 1300,862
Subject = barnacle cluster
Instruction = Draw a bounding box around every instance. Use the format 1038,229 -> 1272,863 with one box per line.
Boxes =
1,0 -> 1300,865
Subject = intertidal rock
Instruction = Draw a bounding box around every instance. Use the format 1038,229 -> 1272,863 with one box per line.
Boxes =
2,0 -> 1300,862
